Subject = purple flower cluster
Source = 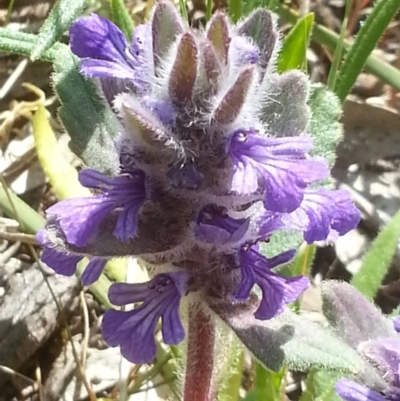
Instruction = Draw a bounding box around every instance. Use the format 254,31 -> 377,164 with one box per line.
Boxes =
336,317 -> 400,401
38,2 -> 360,363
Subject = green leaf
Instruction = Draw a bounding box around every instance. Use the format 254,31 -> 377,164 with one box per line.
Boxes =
0,28 -> 58,61
213,301 -> 363,373
178,0 -> 189,23
52,46 -> 120,174
351,209 -> 400,299
261,230 -> 303,259
110,0 -> 134,40
335,0 -> 400,102
229,0 -> 242,23
218,337 -> 244,401
308,84 -> 342,168
276,4 -> 400,92
31,0 -> 87,61
291,244 -> 316,277
299,369 -> 342,401
278,12 -> 314,72
252,363 -> 286,401
205,0 -> 213,22
327,0 -> 352,90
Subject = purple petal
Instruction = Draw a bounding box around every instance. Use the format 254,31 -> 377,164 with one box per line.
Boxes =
102,272 -> 187,363
259,189 -> 360,244
233,247 -> 308,320
70,15 -> 150,89
335,379 -> 385,401
70,14 -> 128,61
229,130 -> 329,212
195,206 -> 250,246
360,338 -> 400,387
394,317 -> 400,333
81,258 -> 108,285
46,169 -> 147,246
41,246 -> 82,276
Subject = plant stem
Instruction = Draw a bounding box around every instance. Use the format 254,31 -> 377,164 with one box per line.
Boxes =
183,305 -> 216,401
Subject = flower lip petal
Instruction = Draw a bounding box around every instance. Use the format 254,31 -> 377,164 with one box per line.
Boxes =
70,14 -> 150,88
229,129 -> 329,213
70,14 -> 132,64
46,169 -> 147,246
102,272 -> 187,364
195,205 -> 250,246
233,246 -> 307,320
81,258 -> 108,285
335,378 -> 385,401
394,317 -> 400,333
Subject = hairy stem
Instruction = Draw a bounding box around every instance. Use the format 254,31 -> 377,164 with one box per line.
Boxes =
183,305 -> 216,401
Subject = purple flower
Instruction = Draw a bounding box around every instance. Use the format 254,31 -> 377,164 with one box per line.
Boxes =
335,379 -> 396,401
38,3 -> 362,371
260,188 -> 361,244
195,205 -> 250,245
46,169 -> 146,247
335,313 -> 400,401
228,129 -> 329,213
37,229 -> 107,285
70,14 -> 150,90
395,317 -> 400,334
233,246 -> 309,319
102,272 -> 187,363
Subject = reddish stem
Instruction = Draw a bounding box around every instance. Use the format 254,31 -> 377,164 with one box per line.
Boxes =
183,306 -> 216,401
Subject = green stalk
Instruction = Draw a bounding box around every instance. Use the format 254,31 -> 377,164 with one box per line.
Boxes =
327,0 -> 353,90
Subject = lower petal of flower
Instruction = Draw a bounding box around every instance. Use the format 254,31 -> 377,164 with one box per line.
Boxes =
335,379 -> 386,401
195,205 -> 250,246
102,272 -> 187,363
46,169 -> 147,246
233,247 -> 308,320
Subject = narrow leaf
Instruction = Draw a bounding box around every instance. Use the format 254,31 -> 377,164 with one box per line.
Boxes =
327,0 -> 352,90
32,103 -> 90,199
229,0 -> 242,23
31,0 -> 87,61
351,209 -> 400,299
110,0 -> 134,40
278,13 -> 314,72
291,244 -> 316,277
0,28 -> 58,61
335,0 -> 400,102
276,4 -> 400,91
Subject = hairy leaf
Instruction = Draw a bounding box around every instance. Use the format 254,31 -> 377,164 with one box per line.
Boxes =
52,46 -> 120,173
210,295 -> 362,373
31,0 -> 87,60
